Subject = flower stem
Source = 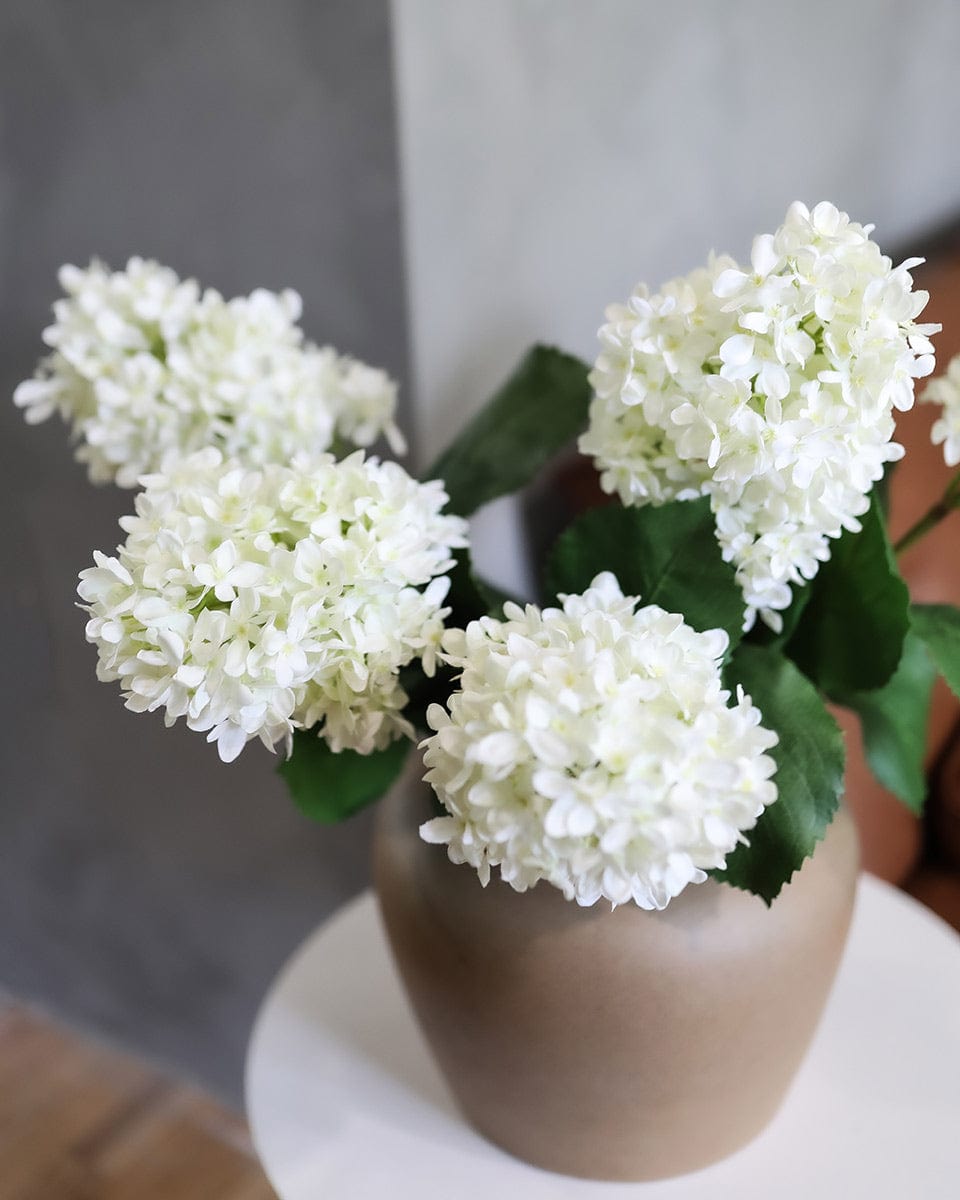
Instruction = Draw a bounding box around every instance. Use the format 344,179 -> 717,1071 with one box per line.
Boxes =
894,469 -> 960,554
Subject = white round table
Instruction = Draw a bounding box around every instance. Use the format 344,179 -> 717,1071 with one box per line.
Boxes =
246,875 -> 960,1198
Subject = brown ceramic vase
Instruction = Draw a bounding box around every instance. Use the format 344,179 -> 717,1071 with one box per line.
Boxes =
373,771 -> 859,1182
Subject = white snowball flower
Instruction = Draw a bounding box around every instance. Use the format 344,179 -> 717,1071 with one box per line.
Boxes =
14,258 -> 405,485
78,449 -> 468,762
581,202 -> 939,630
923,354 -> 960,467
420,573 -> 778,910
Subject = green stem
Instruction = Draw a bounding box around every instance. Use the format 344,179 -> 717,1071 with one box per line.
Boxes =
329,435 -> 357,461
894,468 -> 960,554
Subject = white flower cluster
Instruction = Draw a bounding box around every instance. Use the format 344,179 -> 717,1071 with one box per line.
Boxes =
420,573 -> 778,909
923,354 -> 960,467
14,258 -> 404,486
582,202 -> 938,630
78,449 -> 468,762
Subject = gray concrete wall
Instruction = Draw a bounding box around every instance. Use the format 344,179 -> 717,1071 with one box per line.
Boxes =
0,0 -> 406,1101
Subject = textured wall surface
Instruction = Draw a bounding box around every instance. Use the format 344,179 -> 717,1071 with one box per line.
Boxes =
0,0 -> 405,1101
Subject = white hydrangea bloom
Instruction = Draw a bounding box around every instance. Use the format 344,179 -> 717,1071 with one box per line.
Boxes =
582,202 -> 939,630
78,449 -> 468,762
923,354 -> 960,467
14,258 -> 404,486
420,573 -> 778,910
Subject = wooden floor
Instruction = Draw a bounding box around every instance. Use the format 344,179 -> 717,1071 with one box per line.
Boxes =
0,1004 -> 275,1200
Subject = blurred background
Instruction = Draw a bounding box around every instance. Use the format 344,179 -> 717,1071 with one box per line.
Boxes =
2,0 -> 960,1131
0,0 -> 407,1107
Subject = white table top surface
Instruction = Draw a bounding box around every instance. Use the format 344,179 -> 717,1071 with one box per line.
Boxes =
246,874 -> 960,1199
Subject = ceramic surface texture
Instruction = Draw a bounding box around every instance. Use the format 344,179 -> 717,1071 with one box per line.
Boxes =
373,776 -> 859,1182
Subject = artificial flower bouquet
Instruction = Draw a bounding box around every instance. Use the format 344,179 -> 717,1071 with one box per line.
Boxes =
18,201 -> 960,911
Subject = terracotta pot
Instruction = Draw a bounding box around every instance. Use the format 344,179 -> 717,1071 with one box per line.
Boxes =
373,770 -> 860,1182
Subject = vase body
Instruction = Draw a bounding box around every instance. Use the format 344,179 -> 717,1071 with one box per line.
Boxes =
373,772 -> 859,1182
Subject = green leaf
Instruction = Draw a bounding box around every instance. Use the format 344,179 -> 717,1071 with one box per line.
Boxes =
910,603 -> 960,700
543,498 -> 745,644
746,581 -> 812,650
424,345 -> 592,516
279,733 -> 411,823
786,490 -> 909,696
835,630 -> 936,813
445,547 -> 521,627
874,461 -> 895,521
713,644 -> 845,904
